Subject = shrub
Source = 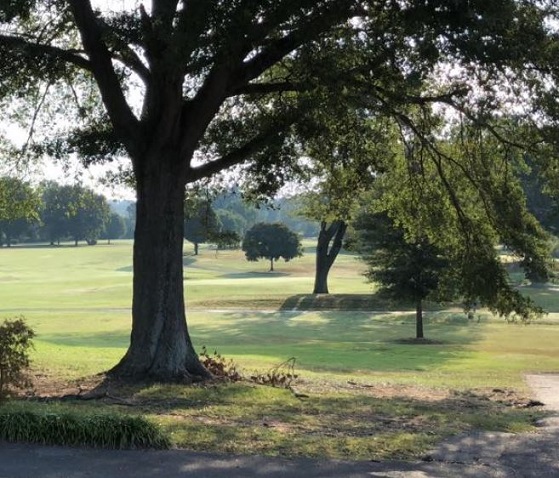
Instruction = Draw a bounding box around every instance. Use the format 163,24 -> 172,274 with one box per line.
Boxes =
0,317 -> 35,399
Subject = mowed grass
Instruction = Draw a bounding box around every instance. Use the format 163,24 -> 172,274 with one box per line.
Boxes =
1,239 -> 558,459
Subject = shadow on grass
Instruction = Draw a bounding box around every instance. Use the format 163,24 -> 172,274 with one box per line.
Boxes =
36,309 -> 483,373
25,379 -> 546,463
193,309 -> 484,373
39,331 -> 129,348
220,271 -> 290,279
279,293 -> 409,312
183,255 -> 197,267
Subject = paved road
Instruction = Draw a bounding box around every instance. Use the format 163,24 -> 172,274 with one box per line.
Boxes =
2,375 -> 559,477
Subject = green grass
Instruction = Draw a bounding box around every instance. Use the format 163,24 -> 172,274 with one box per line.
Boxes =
0,239 -> 558,459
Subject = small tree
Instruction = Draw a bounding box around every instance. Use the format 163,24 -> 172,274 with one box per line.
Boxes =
353,212 -> 454,339
0,317 -> 35,398
242,223 -> 303,272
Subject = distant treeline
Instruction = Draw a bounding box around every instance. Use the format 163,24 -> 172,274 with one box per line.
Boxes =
0,179 -> 318,247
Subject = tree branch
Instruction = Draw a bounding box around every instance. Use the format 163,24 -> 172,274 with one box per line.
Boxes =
68,0 -> 142,156
230,81 -> 309,96
189,123 -> 292,182
229,1 -> 354,91
0,33 -> 92,71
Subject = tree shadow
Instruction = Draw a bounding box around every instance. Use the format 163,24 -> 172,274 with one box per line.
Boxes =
192,308 -> 484,374
220,271 -> 290,279
183,256 -> 197,267
279,293 -> 413,312
39,331 -> 129,348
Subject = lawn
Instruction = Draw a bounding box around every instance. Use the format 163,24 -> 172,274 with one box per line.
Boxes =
0,239 -> 558,459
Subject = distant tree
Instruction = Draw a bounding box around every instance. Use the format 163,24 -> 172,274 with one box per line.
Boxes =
353,211 -> 455,339
40,183 -> 110,246
40,182 -> 74,245
242,223 -> 303,272
0,177 -> 40,247
184,199 -> 220,255
66,188 -> 111,246
102,213 -> 126,244
213,230 -> 241,250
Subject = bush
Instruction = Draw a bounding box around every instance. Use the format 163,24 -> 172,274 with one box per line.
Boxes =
0,317 -> 35,399
0,407 -> 170,449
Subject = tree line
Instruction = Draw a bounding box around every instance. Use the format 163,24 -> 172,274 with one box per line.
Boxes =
0,178 -> 128,247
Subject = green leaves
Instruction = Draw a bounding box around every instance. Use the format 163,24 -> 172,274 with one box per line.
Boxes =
0,407 -> 170,449
0,317 -> 34,399
242,222 -> 303,269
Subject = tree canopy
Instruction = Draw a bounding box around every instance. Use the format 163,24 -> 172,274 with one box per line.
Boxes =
183,197 -> 220,255
242,222 -> 303,272
353,210 -> 455,339
0,1 -> 557,381
40,182 -> 110,246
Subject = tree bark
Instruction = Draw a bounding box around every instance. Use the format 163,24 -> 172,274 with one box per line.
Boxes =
109,151 -> 210,382
313,220 -> 347,294
270,257 -> 274,272
416,299 -> 424,339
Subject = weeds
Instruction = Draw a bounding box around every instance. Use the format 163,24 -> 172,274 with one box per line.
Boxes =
199,347 -> 298,389
199,346 -> 242,381
250,357 -> 299,388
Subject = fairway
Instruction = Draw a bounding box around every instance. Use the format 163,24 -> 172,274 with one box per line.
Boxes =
2,240 -> 559,460
0,239 -> 558,388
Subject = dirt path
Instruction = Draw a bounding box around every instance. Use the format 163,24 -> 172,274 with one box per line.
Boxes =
525,374 -> 559,413
1,375 -> 559,477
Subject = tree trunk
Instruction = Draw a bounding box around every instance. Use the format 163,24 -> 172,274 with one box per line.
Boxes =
109,152 -> 209,382
416,299 -> 424,339
270,257 -> 274,272
313,220 -> 347,294
194,242 -> 199,255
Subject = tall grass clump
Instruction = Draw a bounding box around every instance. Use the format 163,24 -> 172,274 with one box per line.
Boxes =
0,406 -> 170,449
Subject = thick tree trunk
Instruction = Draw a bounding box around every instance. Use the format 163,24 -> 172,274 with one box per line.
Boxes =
416,300 -> 424,339
194,242 -> 199,255
313,220 -> 347,294
109,152 -> 209,382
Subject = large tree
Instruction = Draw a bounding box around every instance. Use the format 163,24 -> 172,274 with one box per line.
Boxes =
0,1 -> 557,381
